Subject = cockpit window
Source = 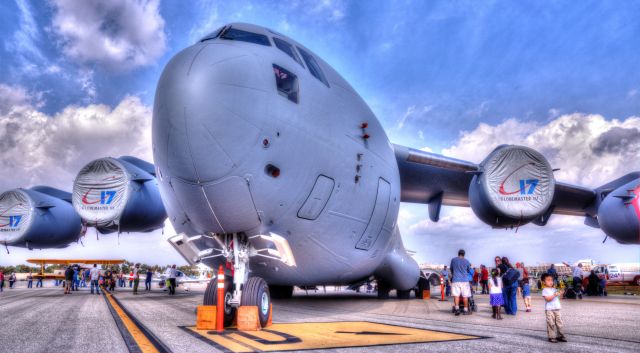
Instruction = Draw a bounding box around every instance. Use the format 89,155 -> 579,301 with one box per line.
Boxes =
220,27 -> 271,46
273,64 -> 299,103
297,47 -> 329,87
200,26 -> 226,42
273,38 -> 304,67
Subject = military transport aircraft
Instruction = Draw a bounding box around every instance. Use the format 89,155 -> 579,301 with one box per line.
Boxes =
1,22 -> 638,328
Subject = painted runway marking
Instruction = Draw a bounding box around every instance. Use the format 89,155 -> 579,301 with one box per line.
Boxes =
181,321 -> 481,352
102,290 -> 172,353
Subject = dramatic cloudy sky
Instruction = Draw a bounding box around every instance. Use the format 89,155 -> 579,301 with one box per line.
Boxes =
1,0 -> 639,267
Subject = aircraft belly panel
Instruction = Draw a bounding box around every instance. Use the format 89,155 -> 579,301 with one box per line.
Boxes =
356,178 -> 391,250
297,175 -> 335,220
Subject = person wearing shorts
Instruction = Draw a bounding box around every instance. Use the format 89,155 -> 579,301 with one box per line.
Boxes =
522,278 -> 532,312
450,249 -> 472,316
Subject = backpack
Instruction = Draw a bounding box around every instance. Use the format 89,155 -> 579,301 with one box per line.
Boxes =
502,268 -> 520,286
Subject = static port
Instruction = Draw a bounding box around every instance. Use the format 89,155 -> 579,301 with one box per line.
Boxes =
265,164 -> 280,178
262,138 -> 270,148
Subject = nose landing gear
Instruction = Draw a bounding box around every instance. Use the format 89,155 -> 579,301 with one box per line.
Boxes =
201,232 -> 279,328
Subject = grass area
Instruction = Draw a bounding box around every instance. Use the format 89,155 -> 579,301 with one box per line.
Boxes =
605,285 -> 640,296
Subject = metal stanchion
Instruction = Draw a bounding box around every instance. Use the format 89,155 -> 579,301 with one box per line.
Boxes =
216,265 -> 225,332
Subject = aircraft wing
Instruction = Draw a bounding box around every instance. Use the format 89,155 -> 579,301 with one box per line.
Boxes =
27,259 -> 126,265
394,144 -> 601,223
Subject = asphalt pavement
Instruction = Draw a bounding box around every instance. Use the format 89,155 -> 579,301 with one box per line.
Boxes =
1,284 -> 638,353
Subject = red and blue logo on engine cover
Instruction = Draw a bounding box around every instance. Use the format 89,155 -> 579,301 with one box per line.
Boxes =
0,215 -> 22,228
82,190 -> 117,205
498,163 -> 539,195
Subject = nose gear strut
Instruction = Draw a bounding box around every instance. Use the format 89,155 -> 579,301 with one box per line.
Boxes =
200,232 -> 294,328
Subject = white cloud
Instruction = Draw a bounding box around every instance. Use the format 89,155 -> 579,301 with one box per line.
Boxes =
5,0 -> 49,76
50,0 -> 167,70
313,0 -> 346,21
0,88 -> 185,266
0,90 -> 153,191
442,114 -> 640,186
278,19 -> 291,32
188,2 -> 220,44
465,100 -> 490,118
396,105 -> 433,130
78,69 -> 97,102
45,65 -> 62,74
402,113 -> 640,265
0,84 -> 32,114
548,108 -> 560,119
397,105 -> 415,130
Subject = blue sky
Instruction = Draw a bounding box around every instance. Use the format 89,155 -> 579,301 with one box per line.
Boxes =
0,0 -> 639,266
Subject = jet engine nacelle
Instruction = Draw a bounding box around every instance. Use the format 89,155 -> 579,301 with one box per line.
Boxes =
0,187 -> 82,248
72,156 -> 167,234
469,145 -> 556,228
597,179 -> 640,244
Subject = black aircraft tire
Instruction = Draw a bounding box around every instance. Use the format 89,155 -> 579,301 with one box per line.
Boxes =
414,277 -> 430,299
203,276 -> 235,327
397,289 -> 412,299
377,281 -> 391,299
241,277 -> 271,327
270,285 -> 294,299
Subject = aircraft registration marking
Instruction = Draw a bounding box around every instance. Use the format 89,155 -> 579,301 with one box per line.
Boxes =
182,321 -> 481,352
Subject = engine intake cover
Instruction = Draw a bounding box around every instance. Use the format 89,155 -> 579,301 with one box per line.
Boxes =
72,157 -> 166,233
0,190 -> 34,244
469,145 -> 555,228
0,188 -> 82,248
598,179 -> 640,244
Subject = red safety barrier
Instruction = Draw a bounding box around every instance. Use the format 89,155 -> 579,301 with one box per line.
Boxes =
216,265 -> 225,332
439,275 -> 446,301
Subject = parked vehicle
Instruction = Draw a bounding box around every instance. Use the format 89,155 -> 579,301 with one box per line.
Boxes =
588,264 -> 640,286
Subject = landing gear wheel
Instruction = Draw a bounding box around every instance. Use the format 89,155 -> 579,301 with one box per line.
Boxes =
377,281 -> 390,299
204,275 -> 235,327
397,289 -> 411,299
414,277 -> 430,299
241,277 -> 271,327
270,285 -> 294,299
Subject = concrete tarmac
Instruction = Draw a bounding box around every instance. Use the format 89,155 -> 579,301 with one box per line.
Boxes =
1,284 -> 638,353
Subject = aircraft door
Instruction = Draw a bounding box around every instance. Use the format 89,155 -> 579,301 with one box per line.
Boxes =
356,178 -> 390,250
297,175 -> 335,220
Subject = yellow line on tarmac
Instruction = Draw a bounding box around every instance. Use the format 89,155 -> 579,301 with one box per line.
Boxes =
103,291 -> 161,353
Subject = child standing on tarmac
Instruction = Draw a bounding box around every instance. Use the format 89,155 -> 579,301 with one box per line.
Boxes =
541,273 -> 567,343
522,276 -> 532,312
489,269 -> 503,320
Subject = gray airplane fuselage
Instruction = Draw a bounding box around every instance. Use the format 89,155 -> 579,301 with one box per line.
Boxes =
152,23 -> 419,290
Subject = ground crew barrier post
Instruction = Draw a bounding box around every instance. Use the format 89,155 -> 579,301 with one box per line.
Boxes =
439,276 -> 446,301
216,265 -> 225,332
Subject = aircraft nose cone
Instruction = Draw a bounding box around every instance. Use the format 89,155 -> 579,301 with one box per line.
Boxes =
153,42 -> 268,183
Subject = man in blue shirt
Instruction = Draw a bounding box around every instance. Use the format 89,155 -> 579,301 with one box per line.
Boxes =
145,268 -> 153,291
440,266 -> 451,296
450,249 -> 472,316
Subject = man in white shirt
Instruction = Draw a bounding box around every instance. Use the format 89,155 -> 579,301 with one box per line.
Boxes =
563,262 -> 584,299
133,264 -> 140,295
168,264 -> 177,295
89,264 -> 101,295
